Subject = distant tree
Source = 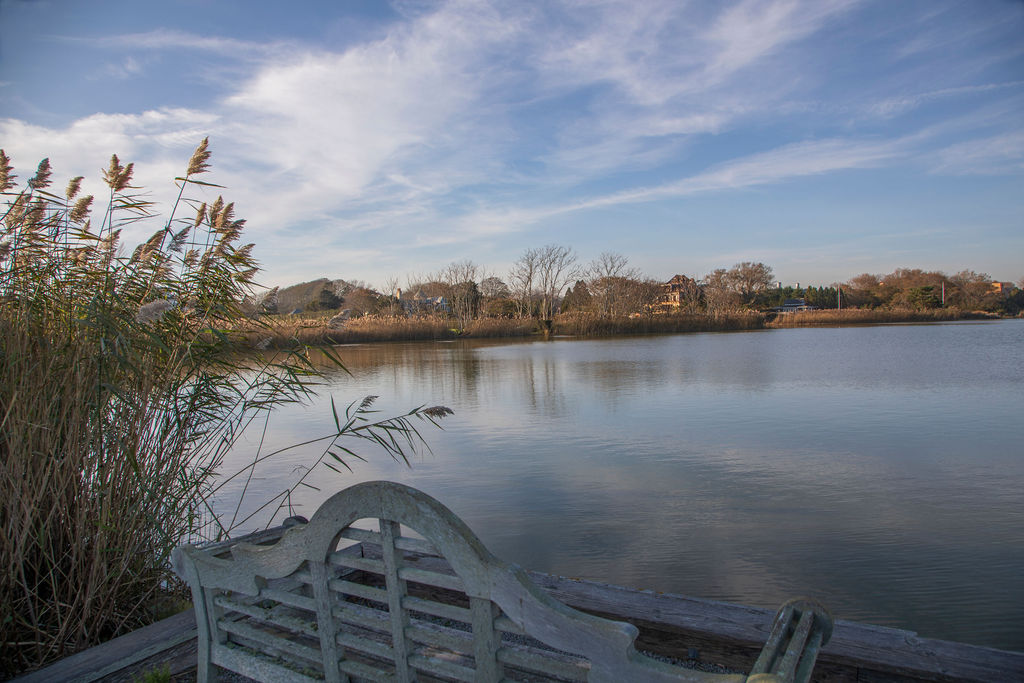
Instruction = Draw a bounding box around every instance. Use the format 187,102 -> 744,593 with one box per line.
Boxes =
479,276 -> 510,299
560,280 -> 592,312
948,270 -> 991,310
508,249 -> 539,318
441,260 -> 482,328
626,278 -> 664,314
587,252 -> 644,315
482,297 -> 518,318
702,268 -> 742,313
804,285 -> 838,309
904,285 -> 942,309
344,287 -> 380,317
728,262 -> 774,304
845,273 -> 884,308
379,275 -> 404,315
307,286 -> 342,311
535,244 -> 579,319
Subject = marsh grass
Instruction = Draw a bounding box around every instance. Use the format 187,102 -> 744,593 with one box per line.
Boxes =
250,312 -> 765,346
765,307 -> 987,327
244,314 -> 538,347
553,311 -> 766,336
0,143 -> 448,675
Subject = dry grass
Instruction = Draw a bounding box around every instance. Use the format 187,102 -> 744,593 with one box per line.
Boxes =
553,311 -> 766,336
766,307 -> 992,327
242,314 -> 539,347
463,317 -> 538,337
0,144 -> 447,675
245,312 -> 769,347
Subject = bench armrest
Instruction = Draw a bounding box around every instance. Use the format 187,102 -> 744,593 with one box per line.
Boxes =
749,598 -> 833,683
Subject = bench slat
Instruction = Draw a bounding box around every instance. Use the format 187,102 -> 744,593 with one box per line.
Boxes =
341,526 -> 442,558
335,629 -> 395,662
259,586 -> 317,613
398,565 -> 466,592
337,656 -> 396,682
217,619 -> 322,669
380,519 -> 413,680
328,577 -> 388,604
402,595 -> 473,624
404,609 -> 589,681
408,653 -> 476,682
213,595 -> 318,637
329,553 -> 385,575
332,601 -> 392,634
213,642 -> 321,683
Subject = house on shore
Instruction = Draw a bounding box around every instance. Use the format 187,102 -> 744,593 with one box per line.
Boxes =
771,298 -> 815,313
400,288 -> 451,315
658,274 -> 701,312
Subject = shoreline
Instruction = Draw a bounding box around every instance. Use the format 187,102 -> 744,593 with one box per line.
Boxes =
243,309 -> 1007,349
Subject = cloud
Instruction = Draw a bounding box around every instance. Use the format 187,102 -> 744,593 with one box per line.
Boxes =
427,136 -> 904,244
867,81 -> 1024,119
931,131 -> 1024,175
83,28 -> 290,60
704,0 -> 859,85
3,0 -> 1020,287
100,56 -> 145,80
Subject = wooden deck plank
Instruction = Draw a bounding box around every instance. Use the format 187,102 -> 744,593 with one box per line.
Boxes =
12,609 -> 197,683
17,551 -> 1024,683
524,571 -> 1024,683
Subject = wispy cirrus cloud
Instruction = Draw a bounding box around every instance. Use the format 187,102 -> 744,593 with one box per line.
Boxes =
79,28 -> 294,60
435,135 -> 905,243
2,0 -> 1021,286
868,81 -> 1024,119
931,131 -> 1024,175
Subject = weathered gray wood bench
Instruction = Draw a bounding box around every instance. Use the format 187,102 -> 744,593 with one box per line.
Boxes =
173,481 -> 832,682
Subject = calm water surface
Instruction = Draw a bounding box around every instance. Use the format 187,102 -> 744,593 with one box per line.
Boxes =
219,320 -> 1024,650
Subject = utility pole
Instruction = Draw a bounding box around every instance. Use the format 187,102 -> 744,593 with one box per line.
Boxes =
838,285 -> 842,311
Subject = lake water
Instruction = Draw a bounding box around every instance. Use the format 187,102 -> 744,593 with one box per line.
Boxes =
218,320 -> 1024,651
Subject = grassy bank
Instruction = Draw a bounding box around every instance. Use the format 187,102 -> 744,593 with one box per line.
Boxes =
245,311 -> 767,348
766,307 -> 998,327
552,311 -> 766,335
244,307 -> 1007,348
244,314 -> 539,346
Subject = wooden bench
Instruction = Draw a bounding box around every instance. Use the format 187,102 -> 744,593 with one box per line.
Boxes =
173,481 -> 833,682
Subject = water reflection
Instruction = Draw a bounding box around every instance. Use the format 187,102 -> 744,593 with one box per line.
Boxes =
218,321 -> 1024,650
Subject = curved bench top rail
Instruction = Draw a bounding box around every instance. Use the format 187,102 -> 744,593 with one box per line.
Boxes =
176,481 -> 771,682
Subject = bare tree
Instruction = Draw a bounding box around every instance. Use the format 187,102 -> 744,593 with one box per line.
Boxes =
382,275 -> 400,298
949,270 -> 991,309
535,244 -> 578,319
479,276 -> 510,299
380,275 -> 403,315
586,252 -> 643,315
702,268 -> 742,314
441,260 -> 482,328
508,248 -> 539,318
728,262 -> 774,304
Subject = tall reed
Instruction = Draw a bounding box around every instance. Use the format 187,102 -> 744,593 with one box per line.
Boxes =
0,144 -> 448,674
765,307 -> 983,327
553,311 -> 766,336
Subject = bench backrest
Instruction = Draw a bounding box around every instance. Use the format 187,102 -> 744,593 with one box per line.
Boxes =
174,481 -> 830,682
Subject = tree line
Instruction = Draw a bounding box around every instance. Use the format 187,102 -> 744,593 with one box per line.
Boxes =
260,249 -> 1023,322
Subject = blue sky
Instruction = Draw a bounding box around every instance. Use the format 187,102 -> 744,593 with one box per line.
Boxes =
2,0 -> 1022,289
